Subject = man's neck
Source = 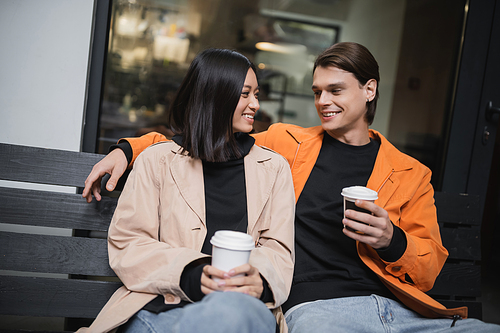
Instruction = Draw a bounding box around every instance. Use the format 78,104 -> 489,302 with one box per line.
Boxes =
325,128 -> 371,146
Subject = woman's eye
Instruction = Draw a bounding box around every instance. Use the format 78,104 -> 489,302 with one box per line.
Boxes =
241,91 -> 249,96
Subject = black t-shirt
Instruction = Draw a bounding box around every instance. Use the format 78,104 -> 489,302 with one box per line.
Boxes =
282,132 -> 404,313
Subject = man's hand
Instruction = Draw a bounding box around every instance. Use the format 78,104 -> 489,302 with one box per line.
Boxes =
343,200 -> 394,249
201,264 -> 264,299
82,149 -> 128,203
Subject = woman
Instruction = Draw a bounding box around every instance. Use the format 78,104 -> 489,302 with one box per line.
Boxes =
78,49 -> 295,333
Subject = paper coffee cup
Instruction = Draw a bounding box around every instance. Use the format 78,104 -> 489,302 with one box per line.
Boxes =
341,186 -> 378,232
210,230 -> 254,281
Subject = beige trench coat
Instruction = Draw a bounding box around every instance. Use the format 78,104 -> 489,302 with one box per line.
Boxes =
78,141 -> 295,333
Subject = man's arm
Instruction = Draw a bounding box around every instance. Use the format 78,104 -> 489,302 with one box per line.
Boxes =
356,169 -> 447,292
82,131 -> 168,202
83,129 -> 275,203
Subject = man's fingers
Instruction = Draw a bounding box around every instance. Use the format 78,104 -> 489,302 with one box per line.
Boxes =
105,176 -> 118,192
92,183 -> 102,202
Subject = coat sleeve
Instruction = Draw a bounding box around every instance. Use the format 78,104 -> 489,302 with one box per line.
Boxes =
118,131 -> 168,167
248,156 -> 295,308
382,168 -> 448,292
108,148 -> 208,300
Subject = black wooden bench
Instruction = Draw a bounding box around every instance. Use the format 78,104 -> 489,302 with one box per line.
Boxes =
0,143 -> 483,331
0,143 -> 122,332
427,191 -> 483,319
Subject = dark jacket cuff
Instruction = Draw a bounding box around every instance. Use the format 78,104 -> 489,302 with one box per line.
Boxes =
376,224 -> 407,262
109,141 -> 133,165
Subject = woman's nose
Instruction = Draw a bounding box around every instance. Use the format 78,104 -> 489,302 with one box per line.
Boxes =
250,96 -> 259,110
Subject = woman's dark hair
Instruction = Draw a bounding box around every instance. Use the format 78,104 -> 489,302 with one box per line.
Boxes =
313,42 -> 380,125
168,48 -> 256,162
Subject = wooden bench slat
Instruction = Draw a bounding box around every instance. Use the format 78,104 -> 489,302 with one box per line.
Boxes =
0,276 -> 122,318
439,225 -> 481,261
427,262 -> 481,298
434,192 -> 481,226
0,143 -> 104,187
0,187 -> 116,232
0,231 -> 115,276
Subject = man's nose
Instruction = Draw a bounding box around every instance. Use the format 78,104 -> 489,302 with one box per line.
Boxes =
317,91 -> 330,105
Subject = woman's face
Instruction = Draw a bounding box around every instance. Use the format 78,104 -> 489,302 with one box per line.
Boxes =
232,69 -> 259,133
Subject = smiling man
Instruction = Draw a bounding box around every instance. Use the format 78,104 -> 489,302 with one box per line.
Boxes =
83,42 -> 500,332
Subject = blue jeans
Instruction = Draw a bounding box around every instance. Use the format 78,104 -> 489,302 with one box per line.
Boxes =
285,295 -> 500,333
121,291 -> 276,333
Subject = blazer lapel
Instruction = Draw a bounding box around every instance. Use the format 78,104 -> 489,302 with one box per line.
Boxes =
367,149 -> 399,209
170,151 -> 206,225
244,147 -> 274,233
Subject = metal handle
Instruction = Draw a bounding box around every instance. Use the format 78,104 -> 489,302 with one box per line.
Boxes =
486,101 -> 500,122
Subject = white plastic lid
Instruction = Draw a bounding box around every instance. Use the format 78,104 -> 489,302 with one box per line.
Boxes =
341,186 -> 378,200
210,230 -> 255,251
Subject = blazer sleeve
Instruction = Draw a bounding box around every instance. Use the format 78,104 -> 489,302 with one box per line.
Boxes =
108,149 -> 208,300
382,168 -> 448,292
248,156 -> 295,308
118,131 -> 168,167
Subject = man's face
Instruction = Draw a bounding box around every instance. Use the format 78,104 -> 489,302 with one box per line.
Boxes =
312,66 -> 375,145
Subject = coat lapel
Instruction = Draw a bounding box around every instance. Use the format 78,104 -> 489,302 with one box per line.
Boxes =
170,150 -> 206,225
244,147 -> 275,233
169,145 -> 277,232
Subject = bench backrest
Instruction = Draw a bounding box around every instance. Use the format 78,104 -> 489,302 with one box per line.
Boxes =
0,143 -> 123,330
427,191 -> 482,319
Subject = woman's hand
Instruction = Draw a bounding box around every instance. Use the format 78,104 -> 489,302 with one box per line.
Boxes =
200,264 -> 264,299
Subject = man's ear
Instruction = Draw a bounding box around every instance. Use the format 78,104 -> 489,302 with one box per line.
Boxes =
365,79 -> 377,102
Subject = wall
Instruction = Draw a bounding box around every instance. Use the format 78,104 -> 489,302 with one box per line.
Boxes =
340,0 -> 406,137
0,1 -> 95,329
0,0 -> 94,150
388,0 -> 465,147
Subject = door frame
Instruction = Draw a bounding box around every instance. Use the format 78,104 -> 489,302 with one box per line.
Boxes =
441,0 -> 499,207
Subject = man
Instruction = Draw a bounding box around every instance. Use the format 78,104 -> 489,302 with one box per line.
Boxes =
83,42 -> 500,332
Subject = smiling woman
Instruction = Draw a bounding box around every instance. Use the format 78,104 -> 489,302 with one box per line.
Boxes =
77,48 -> 295,333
